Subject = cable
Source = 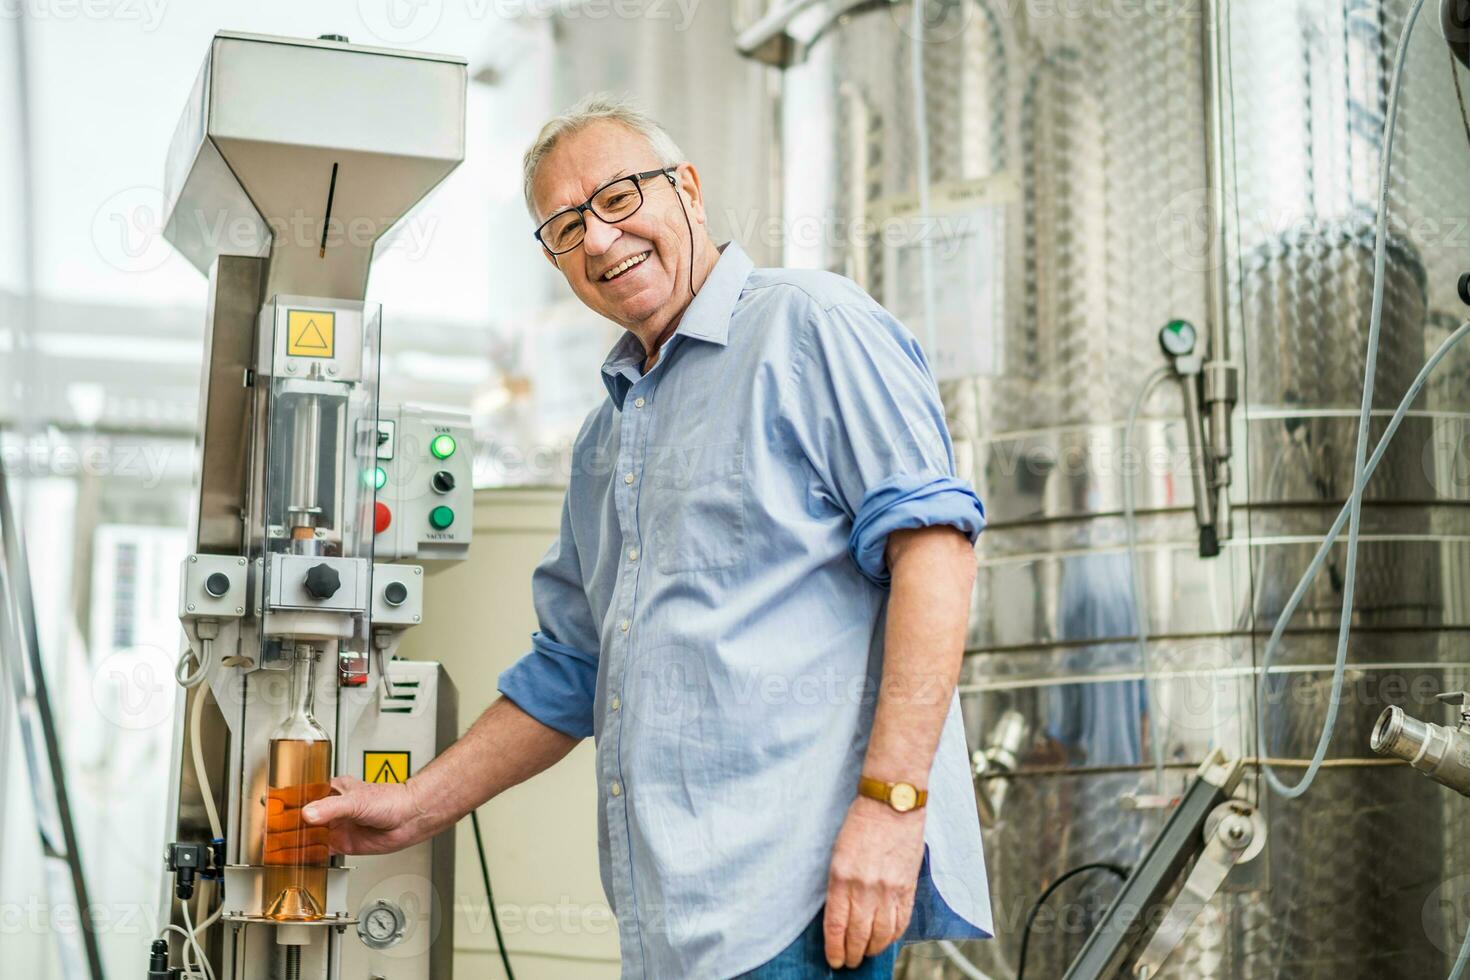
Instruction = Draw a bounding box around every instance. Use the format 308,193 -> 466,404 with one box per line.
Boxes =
188,679 -> 223,841
1014,862 -> 1129,980
179,895 -> 216,980
1254,0 -> 1427,800
176,635 -> 211,688
471,808 -> 515,980
1123,365 -> 1175,794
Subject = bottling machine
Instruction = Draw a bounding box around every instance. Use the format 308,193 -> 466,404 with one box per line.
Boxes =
152,31 -> 473,980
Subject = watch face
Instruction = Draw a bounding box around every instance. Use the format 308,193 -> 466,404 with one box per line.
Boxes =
890,783 -> 918,812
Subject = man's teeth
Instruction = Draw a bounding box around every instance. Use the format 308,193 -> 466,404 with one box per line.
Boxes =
603,252 -> 649,281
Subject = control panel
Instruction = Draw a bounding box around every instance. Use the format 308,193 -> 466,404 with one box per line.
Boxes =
374,405 -> 473,561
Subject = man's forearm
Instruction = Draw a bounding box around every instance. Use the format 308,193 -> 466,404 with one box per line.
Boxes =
406,695 -> 579,836
861,527 -> 976,786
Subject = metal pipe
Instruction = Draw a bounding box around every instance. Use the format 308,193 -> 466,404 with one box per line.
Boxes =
1178,373 -> 1217,554
1371,704 -> 1470,796
1198,0 -> 1238,546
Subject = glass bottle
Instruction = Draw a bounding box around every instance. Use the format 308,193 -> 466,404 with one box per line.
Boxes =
263,643 -> 333,920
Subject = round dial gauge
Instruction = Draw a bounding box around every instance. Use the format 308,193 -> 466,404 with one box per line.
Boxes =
1159,319 -> 1198,357
358,900 -> 406,949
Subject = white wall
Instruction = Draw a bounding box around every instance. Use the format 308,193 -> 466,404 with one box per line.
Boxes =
401,487 -> 619,980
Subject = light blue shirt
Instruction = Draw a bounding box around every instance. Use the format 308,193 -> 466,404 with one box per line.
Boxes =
498,242 -> 993,978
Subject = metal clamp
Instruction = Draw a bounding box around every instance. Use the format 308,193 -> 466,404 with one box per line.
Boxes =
1132,800 -> 1266,979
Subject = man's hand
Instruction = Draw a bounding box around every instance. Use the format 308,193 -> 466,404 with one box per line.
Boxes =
302,775 -> 434,856
823,795 -> 926,969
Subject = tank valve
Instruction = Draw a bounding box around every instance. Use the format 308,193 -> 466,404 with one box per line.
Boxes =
1371,691 -> 1470,796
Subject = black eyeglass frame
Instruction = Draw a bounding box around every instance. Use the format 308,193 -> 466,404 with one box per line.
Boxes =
533,167 -> 678,255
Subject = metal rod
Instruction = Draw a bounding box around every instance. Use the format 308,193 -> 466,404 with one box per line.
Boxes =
288,393 -> 323,535
1199,0 -> 1238,544
0,464 -> 107,980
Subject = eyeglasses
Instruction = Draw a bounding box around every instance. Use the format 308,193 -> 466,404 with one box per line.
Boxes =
534,167 -> 677,255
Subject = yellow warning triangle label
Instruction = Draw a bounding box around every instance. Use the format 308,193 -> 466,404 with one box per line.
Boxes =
287,309 -> 335,358
297,320 -> 329,350
363,751 -> 410,784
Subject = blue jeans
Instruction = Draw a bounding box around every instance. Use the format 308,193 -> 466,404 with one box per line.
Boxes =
736,907 -> 899,979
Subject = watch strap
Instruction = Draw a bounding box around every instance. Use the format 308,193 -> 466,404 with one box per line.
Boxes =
857,776 -> 928,811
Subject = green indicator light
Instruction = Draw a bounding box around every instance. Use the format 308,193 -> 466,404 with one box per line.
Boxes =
374,466 -> 388,490
429,505 -> 455,530
429,434 -> 457,460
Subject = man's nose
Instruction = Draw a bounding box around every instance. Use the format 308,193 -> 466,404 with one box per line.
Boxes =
581,212 -> 620,257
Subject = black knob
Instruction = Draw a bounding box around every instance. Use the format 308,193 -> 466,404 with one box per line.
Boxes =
432,470 -> 456,494
1458,272 -> 1470,307
204,572 -> 231,597
304,563 -> 342,600
384,581 -> 409,607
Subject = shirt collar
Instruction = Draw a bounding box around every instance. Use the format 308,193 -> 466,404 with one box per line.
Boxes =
599,241 -> 754,408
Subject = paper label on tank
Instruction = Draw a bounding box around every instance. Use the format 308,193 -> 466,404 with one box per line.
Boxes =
287,309 -> 335,358
364,750 -> 410,784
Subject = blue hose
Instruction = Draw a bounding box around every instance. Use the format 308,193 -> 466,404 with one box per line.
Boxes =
1255,0 -> 1428,800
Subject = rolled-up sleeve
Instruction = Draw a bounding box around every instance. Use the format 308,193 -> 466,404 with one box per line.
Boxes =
497,490 -> 601,739
786,299 -> 985,588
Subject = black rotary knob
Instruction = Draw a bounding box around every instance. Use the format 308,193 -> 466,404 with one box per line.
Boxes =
204,572 -> 231,598
304,563 -> 342,600
383,581 -> 409,607
432,470 -> 456,494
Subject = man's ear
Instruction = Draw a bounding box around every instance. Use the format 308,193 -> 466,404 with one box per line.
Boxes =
674,162 -> 708,226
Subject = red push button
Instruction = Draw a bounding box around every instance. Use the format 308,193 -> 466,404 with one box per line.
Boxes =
374,501 -> 392,534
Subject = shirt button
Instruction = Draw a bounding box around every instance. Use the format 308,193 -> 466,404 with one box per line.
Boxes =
611,695 -> 621,710
623,472 -> 635,485
634,397 -> 646,409
610,781 -> 622,797
627,547 -> 639,561
619,619 -> 630,632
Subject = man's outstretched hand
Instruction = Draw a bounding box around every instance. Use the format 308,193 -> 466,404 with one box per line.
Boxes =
302,775 -> 435,855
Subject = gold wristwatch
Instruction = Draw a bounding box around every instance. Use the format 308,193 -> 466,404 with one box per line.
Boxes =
857,776 -> 928,813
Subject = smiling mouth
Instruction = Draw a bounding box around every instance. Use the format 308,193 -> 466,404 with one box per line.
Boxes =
602,251 -> 650,282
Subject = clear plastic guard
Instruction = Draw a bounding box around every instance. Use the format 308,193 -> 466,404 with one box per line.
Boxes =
255,296 -> 382,664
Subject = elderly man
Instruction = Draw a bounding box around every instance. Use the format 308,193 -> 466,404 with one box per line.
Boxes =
305,95 -> 992,978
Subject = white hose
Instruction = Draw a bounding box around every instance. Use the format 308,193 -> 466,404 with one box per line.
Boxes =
188,679 -> 223,841
1254,0 -> 1427,799
939,939 -> 1000,980
1123,366 -> 1175,794
1452,918 -> 1470,980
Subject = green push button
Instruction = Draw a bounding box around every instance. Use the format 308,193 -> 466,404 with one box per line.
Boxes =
429,433 -> 457,459
429,505 -> 454,530
360,465 -> 388,490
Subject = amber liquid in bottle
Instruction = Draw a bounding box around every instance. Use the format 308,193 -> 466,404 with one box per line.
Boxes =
263,738 -> 332,919
263,642 -> 333,921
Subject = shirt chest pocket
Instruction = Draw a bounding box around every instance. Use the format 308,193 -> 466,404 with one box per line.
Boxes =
647,441 -> 747,574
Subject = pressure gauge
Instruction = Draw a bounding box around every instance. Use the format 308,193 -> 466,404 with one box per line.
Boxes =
1159,319 -> 1198,357
357,899 -> 407,950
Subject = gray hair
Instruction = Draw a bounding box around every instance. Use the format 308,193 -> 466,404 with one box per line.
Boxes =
522,93 -> 685,220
